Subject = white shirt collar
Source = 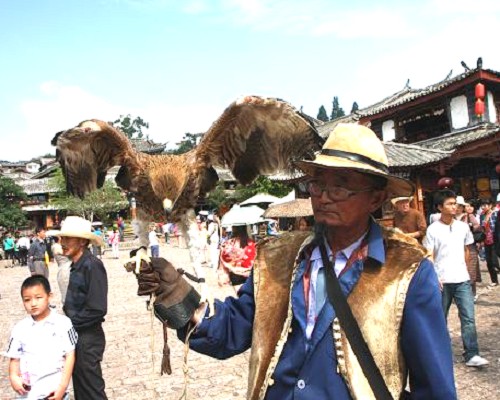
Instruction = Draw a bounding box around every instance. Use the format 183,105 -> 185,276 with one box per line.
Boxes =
310,232 -> 367,262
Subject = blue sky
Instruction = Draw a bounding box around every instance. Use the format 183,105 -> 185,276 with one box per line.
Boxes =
1,0 -> 499,161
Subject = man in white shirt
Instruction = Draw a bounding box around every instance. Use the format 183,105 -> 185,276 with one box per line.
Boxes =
423,189 -> 489,367
206,214 -> 220,269
17,235 -> 31,266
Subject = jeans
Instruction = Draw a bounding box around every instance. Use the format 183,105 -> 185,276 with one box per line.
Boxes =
442,281 -> 479,361
150,245 -> 160,258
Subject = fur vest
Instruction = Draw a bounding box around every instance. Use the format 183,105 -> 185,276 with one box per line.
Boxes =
247,227 -> 428,400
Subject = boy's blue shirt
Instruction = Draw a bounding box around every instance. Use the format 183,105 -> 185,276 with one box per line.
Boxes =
179,221 -> 457,399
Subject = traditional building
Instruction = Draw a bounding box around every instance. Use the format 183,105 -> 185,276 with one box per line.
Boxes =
2,138 -> 166,229
319,58 -> 500,217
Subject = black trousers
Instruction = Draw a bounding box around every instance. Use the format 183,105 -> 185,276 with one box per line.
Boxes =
18,248 -> 28,265
74,325 -> 108,400
484,244 -> 499,284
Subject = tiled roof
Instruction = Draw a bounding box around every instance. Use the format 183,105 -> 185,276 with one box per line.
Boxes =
414,124 -> 500,151
316,114 -> 361,139
357,68 -> 500,117
17,178 -> 58,195
384,142 -> 452,170
130,138 -> 166,154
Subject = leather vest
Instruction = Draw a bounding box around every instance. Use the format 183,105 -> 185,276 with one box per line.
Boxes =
247,227 -> 428,400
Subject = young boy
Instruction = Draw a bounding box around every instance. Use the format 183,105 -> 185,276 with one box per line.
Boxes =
6,275 -> 77,399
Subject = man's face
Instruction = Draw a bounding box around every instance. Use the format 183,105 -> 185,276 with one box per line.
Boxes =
22,284 -> 52,321
438,197 -> 457,217
395,200 -> 410,214
60,236 -> 87,260
309,169 -> 387,228
37,230 -> 46,240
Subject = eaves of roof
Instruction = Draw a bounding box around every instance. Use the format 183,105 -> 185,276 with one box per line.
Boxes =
415,123 -> 500,151
357,68 -> 500,118
17,178 -> 59,195
384,141 -> 453,170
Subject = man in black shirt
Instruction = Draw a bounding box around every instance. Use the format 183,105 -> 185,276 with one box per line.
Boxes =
48,216 -> 108,400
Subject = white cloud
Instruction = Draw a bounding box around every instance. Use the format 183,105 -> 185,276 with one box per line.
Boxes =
0,82 -> 224,161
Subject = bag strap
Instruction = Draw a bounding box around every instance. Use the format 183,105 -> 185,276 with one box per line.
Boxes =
319,243 -> 393,400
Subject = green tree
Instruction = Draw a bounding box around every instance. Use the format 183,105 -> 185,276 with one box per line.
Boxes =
350,101 -> 359,113
0,176 -> 27,230
330,96 -> 345,120
317,105 -> 329,122
112,115 -> 150,139
232,176 -> 291,203
50,169 -> 128,222
205,180 -> 229,210
170,132 -> 204,155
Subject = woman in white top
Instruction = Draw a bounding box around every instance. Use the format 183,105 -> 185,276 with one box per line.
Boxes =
207,214 -> 220,269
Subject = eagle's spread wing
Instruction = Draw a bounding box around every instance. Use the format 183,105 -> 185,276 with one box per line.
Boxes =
196,96 -> 323,184
51,120 -> 139,198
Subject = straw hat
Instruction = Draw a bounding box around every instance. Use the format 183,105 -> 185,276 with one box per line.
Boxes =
296,123 -> 414,198
47,216 -> 104,247
391,196 -> 414,206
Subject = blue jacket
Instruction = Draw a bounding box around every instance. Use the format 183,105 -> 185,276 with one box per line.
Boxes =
179,222 -> 457,399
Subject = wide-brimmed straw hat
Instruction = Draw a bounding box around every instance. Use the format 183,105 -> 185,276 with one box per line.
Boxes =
47,216 -> 104,247
296,123 -> 414,198
391,196 -> 414,206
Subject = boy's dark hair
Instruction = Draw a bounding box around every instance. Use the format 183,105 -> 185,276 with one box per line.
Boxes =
35,226 -> 45,235
21,275 -> 51,296
480,198 -> 493,206
434,189 -> 456,207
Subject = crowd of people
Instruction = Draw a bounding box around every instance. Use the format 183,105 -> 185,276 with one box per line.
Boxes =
4,125 -> 500,399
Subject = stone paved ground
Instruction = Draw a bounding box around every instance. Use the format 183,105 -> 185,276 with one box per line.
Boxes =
0,242 -> 499,399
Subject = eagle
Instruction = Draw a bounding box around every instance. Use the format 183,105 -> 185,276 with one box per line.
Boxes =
51,95 -> 323,260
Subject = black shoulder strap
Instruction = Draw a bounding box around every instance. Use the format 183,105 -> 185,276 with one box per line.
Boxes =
319,243 -> 393,400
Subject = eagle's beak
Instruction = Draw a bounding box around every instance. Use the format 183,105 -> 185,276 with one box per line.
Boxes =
163,198 -> 173,216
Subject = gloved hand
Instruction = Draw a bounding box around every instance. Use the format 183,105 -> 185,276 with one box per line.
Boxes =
136,257 -> 201,330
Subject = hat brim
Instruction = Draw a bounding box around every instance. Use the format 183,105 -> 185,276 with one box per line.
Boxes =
296,157 -> 414,199
46,230 -> 104,247
391,196 -> 414,206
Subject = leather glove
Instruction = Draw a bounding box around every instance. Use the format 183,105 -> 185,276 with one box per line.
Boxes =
136,257 -> 201,330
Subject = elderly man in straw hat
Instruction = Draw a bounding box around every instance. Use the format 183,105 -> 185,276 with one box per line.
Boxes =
136,124 -> 456,399
391,196 -> 427,242
47,216 -> 108,400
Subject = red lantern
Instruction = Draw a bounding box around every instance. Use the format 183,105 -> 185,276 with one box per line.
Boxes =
475,99 -> 485,116
475,83 -> 485,99
495,163 -> 500,175
437,177 -> 454,189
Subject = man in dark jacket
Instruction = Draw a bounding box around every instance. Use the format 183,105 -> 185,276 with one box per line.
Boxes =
137,124 -> 456,399
47,216 -> 108,400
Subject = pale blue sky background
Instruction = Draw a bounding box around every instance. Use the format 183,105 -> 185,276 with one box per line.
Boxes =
1,0 -> 499,161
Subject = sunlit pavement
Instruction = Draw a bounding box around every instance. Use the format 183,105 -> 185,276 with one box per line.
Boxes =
0,243 -> 498,399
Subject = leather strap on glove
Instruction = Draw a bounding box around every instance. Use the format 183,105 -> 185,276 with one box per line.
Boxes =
132,257 -> 201,330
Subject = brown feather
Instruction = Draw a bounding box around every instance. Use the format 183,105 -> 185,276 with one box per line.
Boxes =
51,96 -> 323,225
